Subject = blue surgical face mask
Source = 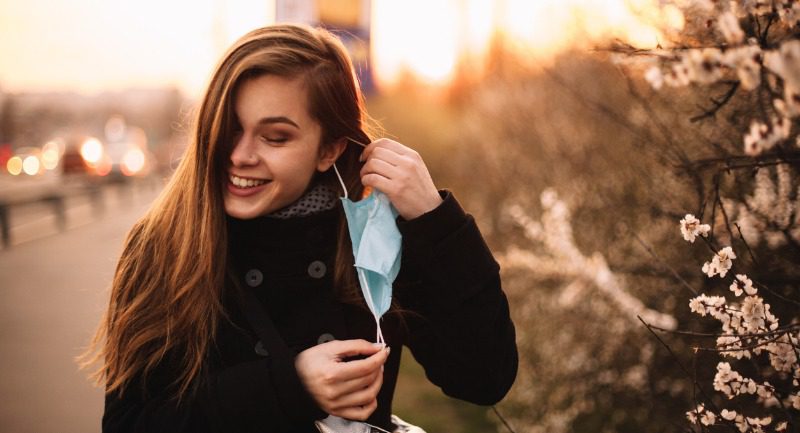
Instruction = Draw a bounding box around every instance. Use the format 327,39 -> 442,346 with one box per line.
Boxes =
333,162 -> 401,344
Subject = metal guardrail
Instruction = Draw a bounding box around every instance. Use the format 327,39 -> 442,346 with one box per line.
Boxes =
0,175 -> 126,248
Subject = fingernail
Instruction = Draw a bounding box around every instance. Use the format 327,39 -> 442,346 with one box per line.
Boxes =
385,346 -> 391,354
359,152 -> 365,162
372,342 -> 386,349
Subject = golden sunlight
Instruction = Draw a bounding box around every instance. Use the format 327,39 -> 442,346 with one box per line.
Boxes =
370,0 -> 685,88
0,0 -> 685,95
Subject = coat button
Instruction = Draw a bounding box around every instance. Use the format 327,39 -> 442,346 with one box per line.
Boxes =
245,269 -> 263,287
317,333 -> 335,344
307,260 -> 327,279
254,341 -> 269,356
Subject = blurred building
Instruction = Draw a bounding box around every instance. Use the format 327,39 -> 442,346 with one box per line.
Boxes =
276,0 -> 374,93
0,88 -> 181,150
0,88 -> 184,175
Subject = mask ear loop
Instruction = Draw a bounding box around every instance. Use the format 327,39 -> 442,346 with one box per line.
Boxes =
332,137 -> 370,200
357,270 -> 386,345
332,163 -> 348,200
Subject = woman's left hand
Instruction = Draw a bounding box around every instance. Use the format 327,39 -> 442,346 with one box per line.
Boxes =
359,138 -> 443,220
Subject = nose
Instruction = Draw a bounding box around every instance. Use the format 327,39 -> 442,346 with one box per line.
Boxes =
229,133 -> 258,167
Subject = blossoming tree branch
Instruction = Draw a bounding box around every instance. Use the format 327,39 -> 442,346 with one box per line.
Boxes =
619,1 -> 800,431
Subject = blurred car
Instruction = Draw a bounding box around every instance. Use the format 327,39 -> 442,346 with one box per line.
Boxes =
61,138 -> 91,176
7,146 -> 44,176
60,135 -> 152,180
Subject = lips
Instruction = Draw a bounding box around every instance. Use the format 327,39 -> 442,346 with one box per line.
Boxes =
227,174 -> 270,197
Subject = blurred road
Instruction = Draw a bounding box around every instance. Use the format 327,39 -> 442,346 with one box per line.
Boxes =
0,181 -> 162,433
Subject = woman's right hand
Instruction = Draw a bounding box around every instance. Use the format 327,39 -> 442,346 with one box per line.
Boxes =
294,339 -> 390,420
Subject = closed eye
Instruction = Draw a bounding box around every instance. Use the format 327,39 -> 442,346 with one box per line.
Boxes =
260,135 -> 289,145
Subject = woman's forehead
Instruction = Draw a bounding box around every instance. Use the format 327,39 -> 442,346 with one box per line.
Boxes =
233,74 -> 315,129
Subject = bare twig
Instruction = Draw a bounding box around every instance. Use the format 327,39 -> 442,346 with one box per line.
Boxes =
628,228 -> 700,297
681,154 -> 800,172
753,280 -> 800,307
645,322 -> 800,339
690,81 -> 741,123
694,331 -> 786,353
492,406 -> 517,433
638,316 -> 739,432
733,223 -> 759,267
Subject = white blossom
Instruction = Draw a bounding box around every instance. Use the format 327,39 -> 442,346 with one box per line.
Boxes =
741,295 -> 767,331
722,44 -> 762,90
716,336 -> 750,360
790,393 -> 800,410
701,410 -> 717,426
712,362 -> 762,398
664,61 -> 692,87
777,1 -> 800,25
774,85 -> 800,118
686,403 -> 705,424
731,0 -> 772,17
764,40 -> 800,89
679,214 -> 711,242
689,294 -> 726,316
645,66 -> 664,90
702,246 -> 736,278
742,167 -> 796,244
767,333 -> 798,372
743,117 -> 791,156
746,416 -> 772,426
729,274 -> 756,296
685,48 -> 726,84
721,409 -> 738,420
718,12 -> 745,43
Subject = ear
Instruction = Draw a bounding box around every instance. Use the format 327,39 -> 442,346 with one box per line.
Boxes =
316,137 -> 347,172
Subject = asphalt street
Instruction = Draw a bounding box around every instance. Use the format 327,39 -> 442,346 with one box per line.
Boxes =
0,182 -> 161,433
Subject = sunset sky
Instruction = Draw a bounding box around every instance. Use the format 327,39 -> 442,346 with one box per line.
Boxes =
0,0 -> 680,97
0,0 -> 274,96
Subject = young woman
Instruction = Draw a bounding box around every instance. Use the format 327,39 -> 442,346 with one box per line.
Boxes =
85,24 -> 517,433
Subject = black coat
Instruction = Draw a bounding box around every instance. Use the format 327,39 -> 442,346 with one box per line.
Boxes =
102,191 -> 518,433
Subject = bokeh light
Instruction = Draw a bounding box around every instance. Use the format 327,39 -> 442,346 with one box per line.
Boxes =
80,138 -> 104,166
121,148 -> 146,176
41,140 -> 62,171
7,156 -> 23,175
95,154 -> 112,176
22,155 -> 40,175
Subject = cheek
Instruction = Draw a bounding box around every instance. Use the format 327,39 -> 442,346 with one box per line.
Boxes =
273,148 -> 319,185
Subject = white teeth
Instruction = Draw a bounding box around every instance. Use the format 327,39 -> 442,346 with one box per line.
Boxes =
230,174 -> 267,188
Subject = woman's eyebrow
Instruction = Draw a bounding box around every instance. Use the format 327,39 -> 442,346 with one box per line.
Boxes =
256,116 -> 300,129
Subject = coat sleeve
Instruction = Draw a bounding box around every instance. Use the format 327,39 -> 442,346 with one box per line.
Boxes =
102,332 -> 325,432
394,190 -> 518,405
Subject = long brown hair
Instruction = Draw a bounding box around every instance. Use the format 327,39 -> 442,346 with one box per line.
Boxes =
81,24 -> 375,401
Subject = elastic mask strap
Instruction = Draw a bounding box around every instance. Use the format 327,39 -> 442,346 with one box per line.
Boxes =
332,163 -> 348,200
358,268 -> 386,345
332,137 -> 369,200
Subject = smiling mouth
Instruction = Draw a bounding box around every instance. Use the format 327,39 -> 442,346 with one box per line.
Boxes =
229,174 -> 269,188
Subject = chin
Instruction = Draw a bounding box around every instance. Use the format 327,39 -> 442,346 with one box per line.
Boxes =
223,200 -> 275,220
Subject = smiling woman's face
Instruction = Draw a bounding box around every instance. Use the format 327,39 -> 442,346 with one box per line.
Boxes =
224,74 -> 336,219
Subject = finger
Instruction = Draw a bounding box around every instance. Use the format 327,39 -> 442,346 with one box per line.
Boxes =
325,339 -> 383,360
334,398 -> 378,421
360,138 -> 414,162
365,146 -> 408,167
334,365 -> 383,397
360,157 -> 402,181
331,367 -> 384,409
361,172 -> 394,196
335,346 -> 390,381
